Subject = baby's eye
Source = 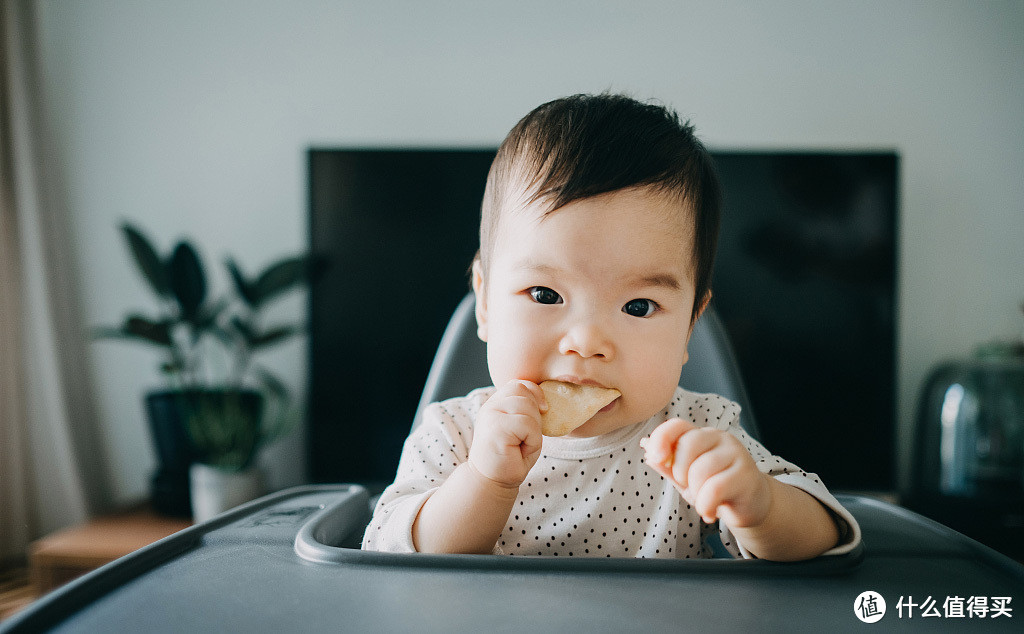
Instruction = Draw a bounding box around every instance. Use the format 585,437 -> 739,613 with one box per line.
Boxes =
623,298 -> 658,318
528,286 -> 563,305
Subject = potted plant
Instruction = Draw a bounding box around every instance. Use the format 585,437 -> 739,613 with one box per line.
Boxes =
94,223 -> 319,519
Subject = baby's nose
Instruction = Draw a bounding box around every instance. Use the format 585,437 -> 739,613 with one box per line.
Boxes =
559,318 -> 613,360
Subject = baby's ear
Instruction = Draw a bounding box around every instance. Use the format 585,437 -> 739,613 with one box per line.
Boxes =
682,291 -> 713,365
471,260 -> 489,342
695,290 -> 712,320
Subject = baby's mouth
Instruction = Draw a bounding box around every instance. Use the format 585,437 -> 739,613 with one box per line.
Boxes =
553,375 -> 614,390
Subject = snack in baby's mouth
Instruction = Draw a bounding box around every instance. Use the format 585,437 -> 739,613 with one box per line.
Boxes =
538,381 -> 620,436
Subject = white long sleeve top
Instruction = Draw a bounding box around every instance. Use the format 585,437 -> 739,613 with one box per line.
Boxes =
362,386 -> 860,559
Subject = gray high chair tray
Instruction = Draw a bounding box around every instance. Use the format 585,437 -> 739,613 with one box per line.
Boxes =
4,485 -> 1023,633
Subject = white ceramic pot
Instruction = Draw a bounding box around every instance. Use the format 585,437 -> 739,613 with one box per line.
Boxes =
189,463 -> 266,523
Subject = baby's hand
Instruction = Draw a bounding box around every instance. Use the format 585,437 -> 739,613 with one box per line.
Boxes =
469,380 -> 547,489
642,418 -> 772,528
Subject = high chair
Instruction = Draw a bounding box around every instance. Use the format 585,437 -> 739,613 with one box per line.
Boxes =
5,296 -> 1023,633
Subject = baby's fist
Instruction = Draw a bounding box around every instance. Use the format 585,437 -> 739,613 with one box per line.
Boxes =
469,380 -> 547,488
642,418 -> 771,529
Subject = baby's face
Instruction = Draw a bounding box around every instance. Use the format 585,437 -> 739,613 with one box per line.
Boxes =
474,187 -> 701,437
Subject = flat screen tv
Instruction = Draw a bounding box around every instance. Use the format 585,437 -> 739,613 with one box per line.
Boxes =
308,149 -> 898,491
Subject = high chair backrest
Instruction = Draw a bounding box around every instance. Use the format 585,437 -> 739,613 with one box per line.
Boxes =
413,292 -> 760,439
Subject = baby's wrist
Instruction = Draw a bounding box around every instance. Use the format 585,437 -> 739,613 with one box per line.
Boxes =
463,460 -> 522,500
746,472 -> 778,530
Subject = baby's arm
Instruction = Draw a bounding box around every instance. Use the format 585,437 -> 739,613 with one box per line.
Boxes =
643,418 -> 840,561
412,380 -> 546,553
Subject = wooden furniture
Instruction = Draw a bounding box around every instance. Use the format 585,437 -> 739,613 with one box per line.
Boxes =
0,567 -> 34,622
29,506 -> 190,594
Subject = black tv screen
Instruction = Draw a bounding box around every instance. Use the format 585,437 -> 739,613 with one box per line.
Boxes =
308,149 -> 897,490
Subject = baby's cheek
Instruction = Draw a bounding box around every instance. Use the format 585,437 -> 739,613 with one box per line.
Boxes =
486,337 -> 539,386
631,374 -> 682,422
491,316 -> 560,383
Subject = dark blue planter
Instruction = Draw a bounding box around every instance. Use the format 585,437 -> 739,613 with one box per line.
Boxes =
144,389 -> 263,517
145,391 -> 197,517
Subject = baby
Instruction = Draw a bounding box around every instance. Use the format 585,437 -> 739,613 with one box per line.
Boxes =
363,94 -> 860,560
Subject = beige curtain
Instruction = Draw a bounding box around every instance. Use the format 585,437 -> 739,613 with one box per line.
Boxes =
0,76 -> 31,564
1,0 -> 107,564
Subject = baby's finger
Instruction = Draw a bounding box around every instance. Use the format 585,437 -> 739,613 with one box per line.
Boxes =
489,380 -> 547,416
671,428 -> 724,489
513,379 -> 548,413
645,418 -> 696,466
641,448 -> 694,504
693,460 -> 745,524
683,446 -> 738,500
492,395 -> 544,419
641,440 -> 673,480
486,412 -> 542,463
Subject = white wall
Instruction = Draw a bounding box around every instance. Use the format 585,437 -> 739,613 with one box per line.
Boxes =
34,0 -> 1024,505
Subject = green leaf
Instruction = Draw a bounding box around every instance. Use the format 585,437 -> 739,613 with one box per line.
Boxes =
124,315 -> 174,346
196,296 -> 230,330
230,316 -> 258,345
160,360 -> 184,375
183,390 -> 263,470
92,315 -> 173,347
250,365 -> 293,444
226,258 -> 257,308
121,224 -> 171,298
250,325 -> 302,350
168,241 -> 207,323
207,323 -> 236,348
252,366 -> 288,401
251,257 -> 310,308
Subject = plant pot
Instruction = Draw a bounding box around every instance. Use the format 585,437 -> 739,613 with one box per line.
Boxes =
145,391 -> 198,517
145,389 -> 264,517
189,463 -> 266,523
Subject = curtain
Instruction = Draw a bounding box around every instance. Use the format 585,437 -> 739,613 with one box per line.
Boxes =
0,87 -> 30,562
1,0 -> 106,564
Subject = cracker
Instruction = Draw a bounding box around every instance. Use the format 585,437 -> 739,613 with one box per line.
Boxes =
538,381 -> 620,436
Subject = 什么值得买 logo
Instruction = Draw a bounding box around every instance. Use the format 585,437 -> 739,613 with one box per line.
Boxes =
854,590 -> 886,623
855,591 -> 1013,622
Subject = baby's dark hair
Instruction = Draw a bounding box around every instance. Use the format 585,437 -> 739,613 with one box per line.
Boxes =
477,93 -> 722,323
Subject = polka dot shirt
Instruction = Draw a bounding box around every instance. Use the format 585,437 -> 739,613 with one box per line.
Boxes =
362,387 -> 860,558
